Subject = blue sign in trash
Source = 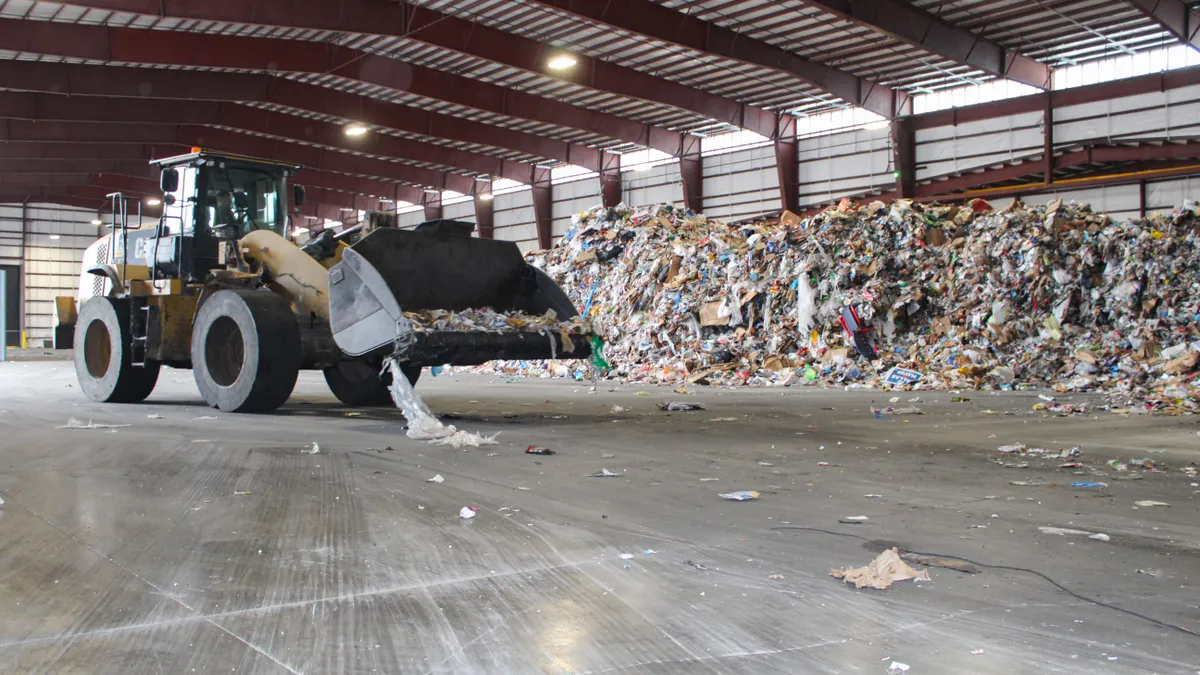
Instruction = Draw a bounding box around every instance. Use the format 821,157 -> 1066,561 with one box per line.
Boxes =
882,367 -> 922,385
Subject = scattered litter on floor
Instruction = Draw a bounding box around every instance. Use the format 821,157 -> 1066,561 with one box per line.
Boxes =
525,445 -> 556,455
872,406 -> 923,416
58,418 -> 130,430
233,490 -> 251,496
831,548 -> 931,589
971,649 -> 985,655
588,469 -> 623,477
709,417 -> 738,422
718,490 -> 760,501
601,453 -> 615,458
658,401 -> 706,411
1134,500 -> 1170,507
643,549 -> 657,555
619,553 -> 634,560
768,574 -> 785,580
610,405 -> 627,414
1089,533 -> 1111,542
459,506 -> 478,519
1071,481 -> 1108,488
903,553 -> 979,574
683,559 -> 708,571
886,662 -> 910,675
386,358 -> 497,447
840,515 -> 869,522
1009,480 -> 1049,487
146,414 -> 163,419
1136,568 -> 1161,577
192,415 -> 218,420
758,461 -> 774,467
864,494 -> 883,498
426,474 -> 445,483
700,477 -> 720,481
303,442 -> 320,454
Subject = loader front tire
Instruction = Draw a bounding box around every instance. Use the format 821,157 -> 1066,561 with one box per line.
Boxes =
74,296 -> 160,403
191,290 -> 301,413
324,359 -> 420,407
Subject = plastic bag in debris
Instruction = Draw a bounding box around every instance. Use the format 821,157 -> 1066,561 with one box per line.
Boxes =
57,418 -> 131,430
831,547 -> 931,589
455,198 -> 1200,413
386,359 -> 497,446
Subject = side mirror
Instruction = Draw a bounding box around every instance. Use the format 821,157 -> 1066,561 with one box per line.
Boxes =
293,184 -> 306,208
160,168 -> 179,193
162,193 -> 177,206
233,192 -> 249,211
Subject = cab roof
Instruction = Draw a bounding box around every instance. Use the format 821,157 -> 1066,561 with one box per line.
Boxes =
151,150 -> 302,173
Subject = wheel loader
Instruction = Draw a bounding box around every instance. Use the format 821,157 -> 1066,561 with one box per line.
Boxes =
67,149 -> 588,413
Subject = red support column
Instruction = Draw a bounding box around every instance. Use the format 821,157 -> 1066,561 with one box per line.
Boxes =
422,191 -> 442,221
891,118 -> 915,199
679,135 -> 703,212
531,168 -> 553,250
599,151 -> 622,208
474,181 -> 495,239
774,114 -> 799,214
1042,92 -> 1054,186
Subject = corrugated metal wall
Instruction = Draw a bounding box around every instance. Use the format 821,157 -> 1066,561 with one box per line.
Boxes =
0,204 -> 99,347
798,128 -> 894,207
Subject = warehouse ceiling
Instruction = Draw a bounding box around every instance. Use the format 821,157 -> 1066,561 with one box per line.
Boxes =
0,0 -> 1195,215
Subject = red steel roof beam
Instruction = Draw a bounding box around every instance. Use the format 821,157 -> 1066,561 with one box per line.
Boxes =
1122,0 -> 1200,50
59,0 -> 781,139
0,60 -> 598,171
0,18 -> 684,156
518,0 -> 906,118
795,0 -> 1051,89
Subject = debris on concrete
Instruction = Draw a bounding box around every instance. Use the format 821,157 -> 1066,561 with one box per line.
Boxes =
1039,526 -> 1109,541
683,559 -> 708,571
718,490 -> 760,501
658,401 -> 705,411
1089,533 -> 1111,541
233,490 -> 252,496
871,406 -> 924,416
58,417 -> 130,430
1071,481 -> 1108,488
588,469 -> 623,477
886,662 -> 910,675
303,442 -> 320,454
525,445 -> 556,455
1134,500 -> 1170,507
146,414 -> 163,419
830,547 -> 931,589
459,506 -> 478,519
619,553 -> 634,560
609,405 -> 627,414
840,515 -> 870,523
426,474 -> 445,483
902,553 -> 980,574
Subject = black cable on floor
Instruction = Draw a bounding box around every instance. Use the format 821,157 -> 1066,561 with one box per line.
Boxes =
769,526 -> 1199,638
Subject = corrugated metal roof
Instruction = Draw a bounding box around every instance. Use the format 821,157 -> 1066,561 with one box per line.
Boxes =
0,0 -> 1195,191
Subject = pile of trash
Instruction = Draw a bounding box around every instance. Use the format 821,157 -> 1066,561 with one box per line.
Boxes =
494,197 -> 1200,411
404,308 -> 591,335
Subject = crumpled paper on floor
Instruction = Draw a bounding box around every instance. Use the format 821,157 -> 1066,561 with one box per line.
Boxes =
830,547 -> 931,589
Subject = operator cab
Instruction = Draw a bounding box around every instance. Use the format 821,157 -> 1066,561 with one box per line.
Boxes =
133,150 -> 304,282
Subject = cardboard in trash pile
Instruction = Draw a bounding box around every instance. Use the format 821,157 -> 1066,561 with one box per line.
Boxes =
461,199 -> 1200,413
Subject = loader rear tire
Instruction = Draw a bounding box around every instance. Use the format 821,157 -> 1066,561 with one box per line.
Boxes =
324,359 -> 420,407
74,296 -> 160,403
191,290 -> 301,413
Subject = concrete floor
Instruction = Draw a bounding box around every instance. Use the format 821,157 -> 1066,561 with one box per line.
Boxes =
0,359 -> 1198,674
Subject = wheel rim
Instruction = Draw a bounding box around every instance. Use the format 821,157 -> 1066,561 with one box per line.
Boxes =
83,319 -> 111,378
205,316 -> 245,387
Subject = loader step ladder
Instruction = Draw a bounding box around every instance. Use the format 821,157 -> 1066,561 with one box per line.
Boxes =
129,301 -> 150,367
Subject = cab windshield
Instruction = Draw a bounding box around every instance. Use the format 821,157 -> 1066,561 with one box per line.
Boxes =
198,164 -> 283,237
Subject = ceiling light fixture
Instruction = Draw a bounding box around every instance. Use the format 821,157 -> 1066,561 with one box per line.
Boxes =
146,198 -> 162,206
547,55 -> 578,70
478,192 -> 494,201
49,234 -> 61,240
91,219 -> 103,225
344,123 -> 369,137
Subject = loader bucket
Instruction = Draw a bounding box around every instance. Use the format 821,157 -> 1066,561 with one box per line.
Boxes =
327,224 -> 589,366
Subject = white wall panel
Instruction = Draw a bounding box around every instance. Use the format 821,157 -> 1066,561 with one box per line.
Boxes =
553,176 -> 601,239
797,128 -> 894,206
442,200 -> 475,222
493,189 -> 538,252
1146,176 -> 1200,212
702,146 -> 780,221
0,203 -> 98,346
624,162 -> 683,208
1055,85 -> 1200,143
915,112 -> 1043,181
